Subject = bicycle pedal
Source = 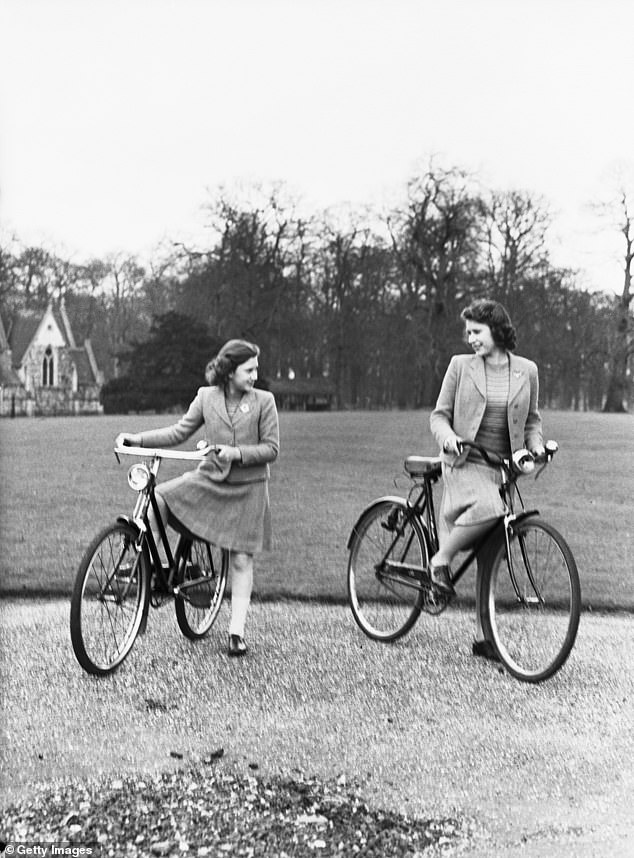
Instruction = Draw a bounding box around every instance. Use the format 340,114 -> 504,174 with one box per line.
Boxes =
381,509 -> 402,532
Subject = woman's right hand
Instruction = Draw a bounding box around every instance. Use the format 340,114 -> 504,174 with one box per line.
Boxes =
442,434 -> 463,455
115,432 -> 142,448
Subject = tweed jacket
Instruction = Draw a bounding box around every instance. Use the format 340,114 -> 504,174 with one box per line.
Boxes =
138,386 -> 279,484
430,353 -> 543,466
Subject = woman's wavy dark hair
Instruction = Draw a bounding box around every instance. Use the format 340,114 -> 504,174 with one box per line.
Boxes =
460,299 -> 517,350
205,339 -> 260,387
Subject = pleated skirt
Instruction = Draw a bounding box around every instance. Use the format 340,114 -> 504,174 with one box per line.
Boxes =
156,470 -> 271,554
440,460 -> 507,528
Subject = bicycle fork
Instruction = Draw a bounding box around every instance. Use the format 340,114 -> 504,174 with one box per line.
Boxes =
504,513 -> 544,607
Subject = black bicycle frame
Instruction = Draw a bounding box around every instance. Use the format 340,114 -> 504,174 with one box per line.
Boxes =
379,460 -> 540,594
117,479 -> 190,594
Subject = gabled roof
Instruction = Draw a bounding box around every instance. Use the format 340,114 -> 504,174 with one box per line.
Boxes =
68,348 -> 99,384
5,313 -> 42,366
0,303 -> 101,384
0,313 -> 9,350
0,351 -> 21,385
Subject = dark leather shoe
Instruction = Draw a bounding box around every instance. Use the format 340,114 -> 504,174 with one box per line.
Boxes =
472,639 -> 499,661
228,634 -> 247,657
429,563 -> 455,595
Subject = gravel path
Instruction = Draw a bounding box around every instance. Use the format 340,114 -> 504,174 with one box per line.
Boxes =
1,599 -> 633,856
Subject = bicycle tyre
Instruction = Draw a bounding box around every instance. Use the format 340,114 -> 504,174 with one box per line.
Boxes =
481,516 -> 581,683
175,538 -> 228,639
70,522 -> 149,675
348,498 -> 427,642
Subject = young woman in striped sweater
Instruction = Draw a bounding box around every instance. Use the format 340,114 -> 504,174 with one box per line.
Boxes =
429,299 -> 545,659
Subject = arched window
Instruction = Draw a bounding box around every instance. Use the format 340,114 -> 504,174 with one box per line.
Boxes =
42,346 -> 54,387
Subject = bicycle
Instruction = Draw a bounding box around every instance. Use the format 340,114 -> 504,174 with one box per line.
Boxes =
70,442 -> 228,676
347,439 -> 581,683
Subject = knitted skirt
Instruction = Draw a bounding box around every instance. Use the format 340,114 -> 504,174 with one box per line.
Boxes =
156,469 -> 271,554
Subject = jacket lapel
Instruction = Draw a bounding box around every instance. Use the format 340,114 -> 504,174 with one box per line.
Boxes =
208,386 -> 233,429
508,355 -> 526,403
469,355 -> 487,399
229,389 -> 257,427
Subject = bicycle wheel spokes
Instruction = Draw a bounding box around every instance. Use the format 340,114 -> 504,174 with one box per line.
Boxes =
487,519 -> 580,682
348,500 -> 427,641
71,524 -> 147,675
175,539 -> 228,639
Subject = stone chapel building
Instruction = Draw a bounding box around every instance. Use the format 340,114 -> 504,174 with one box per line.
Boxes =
0,299 -> 103,417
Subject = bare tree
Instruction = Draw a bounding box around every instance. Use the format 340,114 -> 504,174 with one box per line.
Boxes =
102,254 -> 147,378
387,165 -> 482,405
480,189 -> 551,301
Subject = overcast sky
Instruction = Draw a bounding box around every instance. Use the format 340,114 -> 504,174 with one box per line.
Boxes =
1,0 -> 633,292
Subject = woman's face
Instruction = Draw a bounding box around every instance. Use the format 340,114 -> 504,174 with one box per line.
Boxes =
465,321 -> 498,358
229,356 -> 259,393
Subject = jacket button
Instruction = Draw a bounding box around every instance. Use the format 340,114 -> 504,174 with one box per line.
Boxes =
513,418 -> 518,424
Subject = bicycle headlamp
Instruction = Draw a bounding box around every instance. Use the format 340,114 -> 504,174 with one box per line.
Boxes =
127,463 -> 150,491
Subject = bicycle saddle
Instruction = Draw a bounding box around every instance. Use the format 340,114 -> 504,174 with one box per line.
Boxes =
404,456 -> 442,477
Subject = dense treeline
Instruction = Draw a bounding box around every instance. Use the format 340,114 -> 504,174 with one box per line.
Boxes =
1,166 -> 630,410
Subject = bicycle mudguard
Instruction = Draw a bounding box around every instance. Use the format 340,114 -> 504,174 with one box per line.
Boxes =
347,495 -> 410,549
116,514 -> 142,535
510,509 -> 540,528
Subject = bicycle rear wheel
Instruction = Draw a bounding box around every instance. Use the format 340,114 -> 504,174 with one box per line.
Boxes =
70,523 -> 149,675
482,517 -> 581,683
347,499 -> 427,641
175,538 -> 228,639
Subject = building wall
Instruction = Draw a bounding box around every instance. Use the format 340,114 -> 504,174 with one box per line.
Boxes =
0,385 -> 102,417
21,343 -> 75,393
0,386 -> 29,417
2,346 -> 102,416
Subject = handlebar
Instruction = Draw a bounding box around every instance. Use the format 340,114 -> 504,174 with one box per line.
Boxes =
457,439 -> 559,476
114,443 -> 215,463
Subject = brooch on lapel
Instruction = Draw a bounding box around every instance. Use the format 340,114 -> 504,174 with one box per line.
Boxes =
240,403 -> 250,413
512,370 -> 523,378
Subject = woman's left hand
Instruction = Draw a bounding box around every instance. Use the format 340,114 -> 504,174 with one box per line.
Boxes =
530,444 -> 546,458
215,445 -> 241,463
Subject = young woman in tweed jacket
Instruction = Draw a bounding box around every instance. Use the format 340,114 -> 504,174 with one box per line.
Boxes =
429,300 -> 545,660
116,339 -> 279,657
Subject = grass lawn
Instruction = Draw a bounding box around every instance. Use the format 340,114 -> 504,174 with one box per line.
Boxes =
0,409 -> 632,610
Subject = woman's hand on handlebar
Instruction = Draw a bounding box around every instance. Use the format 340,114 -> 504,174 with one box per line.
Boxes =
115,432 -> 142,448
214,444 -> 241,463
442,434 -> 463,456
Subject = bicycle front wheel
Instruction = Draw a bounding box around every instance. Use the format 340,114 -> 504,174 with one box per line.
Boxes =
175,539 -> 228,639
347,499 -> 427,642
482,517 -> 581,683
70,523 -> 149,675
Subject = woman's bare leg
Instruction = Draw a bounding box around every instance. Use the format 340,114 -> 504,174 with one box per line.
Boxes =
431,521 -> 492,567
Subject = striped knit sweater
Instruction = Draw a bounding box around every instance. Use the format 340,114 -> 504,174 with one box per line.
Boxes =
472,359 -> 512,459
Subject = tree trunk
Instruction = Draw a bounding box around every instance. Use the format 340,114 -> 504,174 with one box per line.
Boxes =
603,193 -> 633,413
603,307 -> 630,412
